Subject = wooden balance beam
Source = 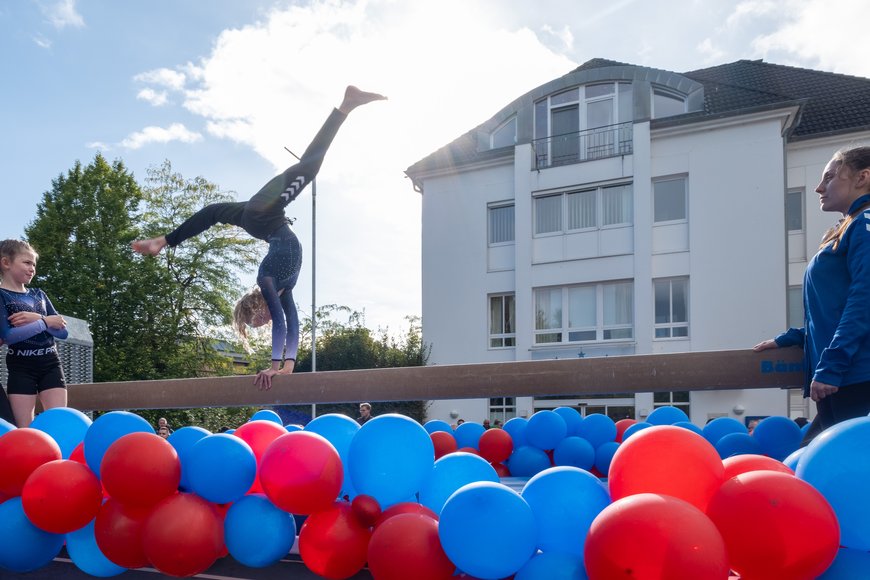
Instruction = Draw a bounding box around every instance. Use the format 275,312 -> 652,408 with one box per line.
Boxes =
65,348 -> 804,412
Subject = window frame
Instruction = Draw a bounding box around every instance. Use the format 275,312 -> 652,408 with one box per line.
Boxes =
651,88 -> 687,119
533,281 -> 634,345
653,277 -> 690,340
490,116 -> 517,149
533,182 -> 633,237
487,202 -> 515,246
785,188 -> 805,233
652,175 -> 688,224
489,293 -> 516,349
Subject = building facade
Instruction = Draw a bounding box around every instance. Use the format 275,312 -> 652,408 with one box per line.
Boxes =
406,58 -> 870,427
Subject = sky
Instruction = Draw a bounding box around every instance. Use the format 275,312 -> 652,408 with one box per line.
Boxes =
2,0 -> 869,334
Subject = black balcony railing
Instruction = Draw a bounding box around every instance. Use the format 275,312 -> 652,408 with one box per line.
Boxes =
533,122 -> 633,169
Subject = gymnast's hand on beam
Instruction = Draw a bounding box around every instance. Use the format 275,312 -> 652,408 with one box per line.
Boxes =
254,361 -> 294,390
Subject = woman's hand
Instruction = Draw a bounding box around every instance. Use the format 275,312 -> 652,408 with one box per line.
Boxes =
254,361 -> 294,390
752,339 -> 778,352
8,312 -> 66,329
810,380 -> 838,402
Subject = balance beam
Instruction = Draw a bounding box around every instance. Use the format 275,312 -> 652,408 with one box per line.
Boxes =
66,349 -> 804,412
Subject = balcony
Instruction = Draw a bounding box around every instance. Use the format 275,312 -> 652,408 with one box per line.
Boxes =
533,122 -> 633,170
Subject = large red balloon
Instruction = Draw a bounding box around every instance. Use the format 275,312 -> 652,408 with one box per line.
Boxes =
0,427 -> 62,497
351,494 -> 382,528
491,462 -> 511,477
584,493 -> 729,579
142,493 -> 224,577
478,429 -> 513,464
259,431 -> 343,515
299,502 -> 371,579
94,497 -> 152,569
21,459 -> 102,534
234,420 -> 287,493
100,432 -> 180,508
609,425 -> 724,511
368,513 -> 455,580
430,431 -> 458,459
374,502 -> 439,529
706,471 -> 839,579
721,453 -> 793,481
615,418 -> 637,442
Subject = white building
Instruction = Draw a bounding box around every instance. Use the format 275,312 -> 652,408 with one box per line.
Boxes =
405,58 -> 870,427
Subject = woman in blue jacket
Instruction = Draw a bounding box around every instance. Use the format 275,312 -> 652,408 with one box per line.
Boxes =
755,146 -> 870,443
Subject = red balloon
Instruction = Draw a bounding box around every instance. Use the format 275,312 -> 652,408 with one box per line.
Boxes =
706,471 -> 839,579
142,493 -> 224,577
615,418 -> 637,442
69,442 -> 86,464
368,513 -> 455,580
234,420 -> 287,494
351,494 -> 382,527
478,429 -> 513,464
101,432 -> 180,508
430,431 -> 458,459
585,493 -> 729,579
94,497 -> 152,568
374,502 -> 439,529
0,427 -> 62,497
721,454 -> 794,481
457,446 -> 480,456
259,431 -> 343,515
491,462 -> 511,477
609,426 -> 724,511
299,502 -> 371,579
22,459 -> 102,533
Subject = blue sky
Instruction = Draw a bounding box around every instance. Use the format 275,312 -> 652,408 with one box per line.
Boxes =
2,0 -> 867,333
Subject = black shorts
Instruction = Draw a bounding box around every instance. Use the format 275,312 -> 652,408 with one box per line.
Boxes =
5,353 -> 66,395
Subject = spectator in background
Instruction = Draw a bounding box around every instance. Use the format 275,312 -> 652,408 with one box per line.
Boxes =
157,417 -> 173,434
157,426 -> 171,439
357,402 -> 373,425
483,419 -> 491,429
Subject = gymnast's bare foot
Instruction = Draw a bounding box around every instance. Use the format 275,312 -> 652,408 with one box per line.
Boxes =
339,86 -> 387,114
132,236 -> 168,256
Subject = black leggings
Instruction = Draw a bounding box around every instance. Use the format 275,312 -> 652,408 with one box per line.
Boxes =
801,380 -> 870,446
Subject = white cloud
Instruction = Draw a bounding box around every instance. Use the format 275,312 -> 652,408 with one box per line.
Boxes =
136,88 -> 169,107
120,123 -> 203,150
32,34 -> 51,49
134,68 -> 187,91
85,140 -> 110,151
697,38 -> 725,63
725,0 -> 777,27
41,0 -> 84,29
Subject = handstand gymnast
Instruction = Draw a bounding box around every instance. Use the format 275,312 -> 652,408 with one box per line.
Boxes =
132,86 -> 386,390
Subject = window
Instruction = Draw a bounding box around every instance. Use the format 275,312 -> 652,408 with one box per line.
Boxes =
787,286 -> 804,328
534,184 -> 633,235
491,117 -> 517,149
489,397 -> 516,423
652,89 -> 686,119
534,281 -> 633,344
488,203 -> 515,244
654,391 -> 690,415
786,189 -> 804,232
653,177 -> 687,223
654,278 -> 689,339
489,294 -> 516,348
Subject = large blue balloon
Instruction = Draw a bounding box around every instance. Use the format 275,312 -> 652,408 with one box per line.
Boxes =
752,415 -> 802,461
715,432 -> 762,459
515,550 -> 589,580
503,417 -> 529,448
187,434 -> 257,504
702,416 -> 747,445
30,407 -> 92,459
83,411 -> 154,476
576,413 -> 616,448
525,410 -> 568,450
817,546 -> 870,579
0,497 -> 65,573
553,407 -> 584,436
553,436 -> 595,470
305,413 -> 360,498
594,441 -> 620,476
622,421 -> 653,440
454,421 -> 486,449
521,466 -> 610,556
424,420 -> 453,434
796,416 -> 870,550
167,426 -> 211,492
225,494 -> 296,567
673,421 -> 703,436
783,446 -> 806,471
65,518 -> 126,577
439,482 -> 537,579
419,452 -> 499,514
646,405 -> 689,426
348,414 -> 434,507
250,409 -> 283,425
508,445 -> 552,478
0,418 -> 16,435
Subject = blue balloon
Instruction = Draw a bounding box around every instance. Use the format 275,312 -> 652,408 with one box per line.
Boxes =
167,426 -> 211,492
817,546 -> 870,579
187,434 -> 257,504
594,441 -> 620,476
515,550 -> 589,580
348,414 -> 434,507
801,422 -> 811,437
576,413 -> 616,448
65,518 -> 126,577
0,497 -> 64,573
439,482 -> 537,579
284,424 -> 303,432
796,416 -> 870,550
224,494 -> 296,567
673,421 -> 703,436
622,421 -> 653,440
30,407 -> 92,459
752,415 -> 802,461
454,421 -> 486,449
508,445 -> 552,477
0,418 -> 16,435
702,417 -> 747,445
503,417 -> 529,448
424,420 -> 453,434
715,432 -> 762,459
521,466 -> 610,556
250,409 -> 283,425
419,452 -> 499,514
553,407 -> 584,436
83,411 -> 154,476
526,410 -> 568,450
553,436 -> 595,470
305,413 -> 360,498
783,446 -> 806,471
647,405 -> 689,426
